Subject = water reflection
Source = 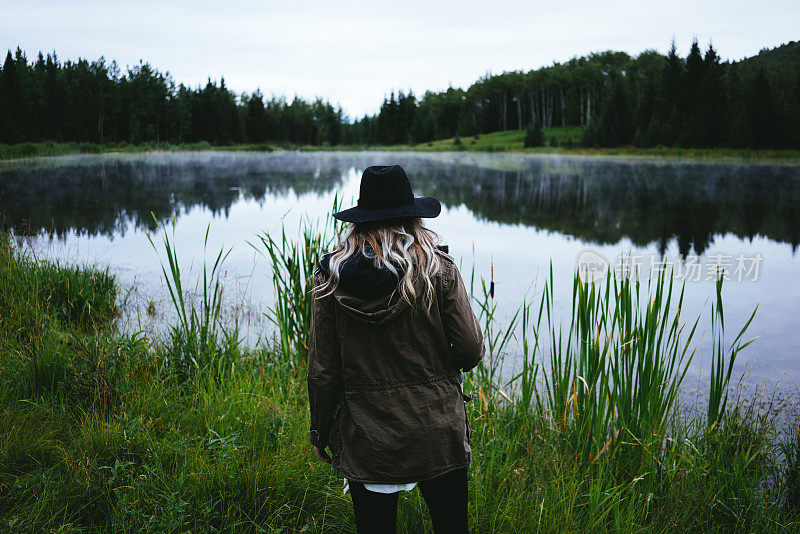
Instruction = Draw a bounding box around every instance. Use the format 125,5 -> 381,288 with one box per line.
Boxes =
0,153 -> 349,238
2,152 -> 799,256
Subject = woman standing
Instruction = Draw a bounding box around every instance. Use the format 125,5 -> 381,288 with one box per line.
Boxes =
307,165 -> 485,533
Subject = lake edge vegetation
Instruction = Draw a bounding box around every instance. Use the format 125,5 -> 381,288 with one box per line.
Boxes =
1,38 -> 799,160
2,214 -> 800,532
4,134 -> 800,162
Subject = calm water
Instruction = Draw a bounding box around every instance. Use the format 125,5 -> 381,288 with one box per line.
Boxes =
2,151 -> 799,393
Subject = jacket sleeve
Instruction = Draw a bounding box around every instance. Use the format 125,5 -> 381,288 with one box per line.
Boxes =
441,261 -> 485,373
307,270 -> 343,449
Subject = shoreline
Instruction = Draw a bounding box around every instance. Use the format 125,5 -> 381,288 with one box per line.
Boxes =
3,139 -> 800,165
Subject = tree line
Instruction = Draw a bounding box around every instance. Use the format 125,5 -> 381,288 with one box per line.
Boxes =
0,49 -> 345,146
1,40 -> 799,149
356,40 -> 800,149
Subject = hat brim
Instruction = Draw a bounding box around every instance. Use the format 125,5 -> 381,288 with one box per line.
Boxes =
332,197 -> 441,223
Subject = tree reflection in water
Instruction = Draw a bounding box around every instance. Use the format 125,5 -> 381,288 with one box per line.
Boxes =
1,152 -> 799,256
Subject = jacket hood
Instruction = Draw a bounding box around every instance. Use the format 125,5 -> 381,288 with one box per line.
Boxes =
318,249 -> 409,325
318,245 -> 450,326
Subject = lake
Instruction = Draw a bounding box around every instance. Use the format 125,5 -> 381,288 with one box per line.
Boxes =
2,151 -> 799,395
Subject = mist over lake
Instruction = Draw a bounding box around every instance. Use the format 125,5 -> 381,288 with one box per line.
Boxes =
2,151 -> 799,393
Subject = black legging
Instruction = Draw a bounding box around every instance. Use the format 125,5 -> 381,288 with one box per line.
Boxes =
348,466 -> 469,534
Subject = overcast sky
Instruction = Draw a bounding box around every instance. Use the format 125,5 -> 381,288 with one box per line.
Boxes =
3,1 -> 798,119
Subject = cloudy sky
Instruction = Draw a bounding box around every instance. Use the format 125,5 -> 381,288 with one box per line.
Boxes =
3,1 -> 798,118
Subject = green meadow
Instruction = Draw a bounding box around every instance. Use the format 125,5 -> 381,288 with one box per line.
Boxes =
393,128 -> 800,160
2,215 -> 800,532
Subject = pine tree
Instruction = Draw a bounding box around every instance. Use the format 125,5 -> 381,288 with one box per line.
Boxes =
13,47 -> 33,142
0,55 -> 7,143
31,52 -> 47,140
1,51 -> 20,143
244,90 -> 266,142
656,39 -> 684,146
587,71 -> 633,147
396,90 -> 417,144
681,38 -> 705,146
523,117 -> 543,147
744,67 -> 778,149
634,74 -> 659,147
726,65 -> 747,147
700,43 -> 729,147
792,71 -> 800,148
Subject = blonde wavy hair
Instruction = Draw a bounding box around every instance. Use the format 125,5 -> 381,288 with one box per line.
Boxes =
315,217 -> 442,312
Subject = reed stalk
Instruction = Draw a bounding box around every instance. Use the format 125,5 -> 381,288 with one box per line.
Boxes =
250,196 -> 344,371
146,215 -> 239,381
471,257 -> 757,475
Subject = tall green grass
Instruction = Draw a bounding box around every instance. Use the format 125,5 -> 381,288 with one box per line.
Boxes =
708,276 -> 759,426
0,141 -> 106,160
146,217 -> 241,383
467,260 -> 759,480
0,232 -> 118,334
0,232 -> 122,412
250,197 -> 344,371
0,222 -> 798,532
541,267 -> 701,470
470,263 -> 520,408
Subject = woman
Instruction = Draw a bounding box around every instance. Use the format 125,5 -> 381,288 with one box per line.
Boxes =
307,164 -> 485,533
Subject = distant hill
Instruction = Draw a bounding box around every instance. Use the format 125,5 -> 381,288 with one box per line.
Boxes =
740,40 -> 800,66
735,40 -> 799,103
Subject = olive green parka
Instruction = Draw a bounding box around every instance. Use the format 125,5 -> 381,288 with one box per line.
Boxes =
307,246 -> 484,483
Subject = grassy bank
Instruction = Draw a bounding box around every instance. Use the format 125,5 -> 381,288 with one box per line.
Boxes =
0,141 -> 275,161
4,132 -> 800,162
366,128 -> 800,160
1,224 -> 800,532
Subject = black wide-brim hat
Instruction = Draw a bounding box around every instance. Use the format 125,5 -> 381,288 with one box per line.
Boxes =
333,164 -> 441,223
